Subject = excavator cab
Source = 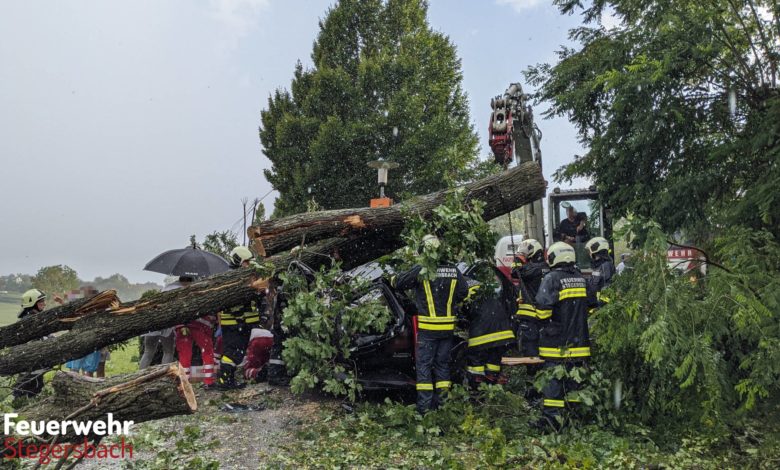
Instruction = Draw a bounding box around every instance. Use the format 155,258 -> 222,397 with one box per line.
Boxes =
547,187 -> 613,273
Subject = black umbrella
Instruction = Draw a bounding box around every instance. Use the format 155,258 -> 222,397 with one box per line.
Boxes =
144,244 -> 230,278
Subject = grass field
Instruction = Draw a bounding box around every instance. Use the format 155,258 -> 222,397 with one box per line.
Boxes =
0,292 -> 21,325
104,341 -> 141,376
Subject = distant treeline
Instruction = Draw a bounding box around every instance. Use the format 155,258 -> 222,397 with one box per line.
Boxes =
0,273 -> 160,302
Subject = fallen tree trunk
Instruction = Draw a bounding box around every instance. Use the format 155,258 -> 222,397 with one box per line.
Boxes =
0,163 -> 545,376
248,161 -> 546,256
0,290 -> 119,349
16,363 -> 196,442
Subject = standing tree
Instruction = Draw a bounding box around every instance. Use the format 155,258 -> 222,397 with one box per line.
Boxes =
31,265 -> 80,297
526,0 -> 780,426
260,0 -> 479,217
527,0 -> 780,240
202,230 -> 239,259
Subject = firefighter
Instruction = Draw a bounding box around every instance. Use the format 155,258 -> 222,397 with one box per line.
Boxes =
585,236 -> 615,307
535,242 -> 597,430
391,235 -> 470,414
216,246 -> 263,390
510,239 -> 549,357
13,289 -> 49,398
463,268 -> 516,387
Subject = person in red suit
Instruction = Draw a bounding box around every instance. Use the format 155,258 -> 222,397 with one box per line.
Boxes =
171,276 -> 217,387
243,328 -> 274,382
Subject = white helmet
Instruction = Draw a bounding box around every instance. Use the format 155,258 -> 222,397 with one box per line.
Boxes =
586,237 -> 610,257
422,234 -> 440,250
519,239 -> 543,260
546,242 -> 576,268
229,246 -> 253,268
21,289 -> 46,309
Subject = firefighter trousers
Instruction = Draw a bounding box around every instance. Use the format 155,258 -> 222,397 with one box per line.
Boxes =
220,323 -> 251,367
466,347 -> 504,384
541,360 -> 587,423
175,322 -> 215,385
415,332 -> 453,414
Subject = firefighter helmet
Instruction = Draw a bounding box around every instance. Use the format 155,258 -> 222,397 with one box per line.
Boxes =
586,237 -> 610,257
546,242 -> 576,268
422,234 -> 440,250
519,239 -> 543,260
229,246 -> 253,267
21,289 -> 46,309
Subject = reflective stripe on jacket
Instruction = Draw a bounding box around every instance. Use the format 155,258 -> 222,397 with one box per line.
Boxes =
463,282 -> 515,350
534,266 -> 596,360
512,260 -> 549,320
219,301 -> 261,326
391,264 -> 469,334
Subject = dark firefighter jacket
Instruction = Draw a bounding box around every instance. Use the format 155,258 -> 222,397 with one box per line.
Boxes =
462,280 -> 515,350
511,260 -> 550,320
534,266 -> 597,360
391,264 -> 469,337
219,294 -> 265,326
588,255 -> 615,307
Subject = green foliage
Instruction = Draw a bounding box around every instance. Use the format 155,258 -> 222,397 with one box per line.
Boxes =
390,188 -> 498,280
265,384 -> 780,468
591,219 -> 780,426
201,230 -> 239,260
260,0 -> 479,216
122,424 -> 219,470
31,264 -> 79,297
253,202 -> 266,225
279,262 -> 391,401
532,363 -> 620,429
528,0 -> 780,238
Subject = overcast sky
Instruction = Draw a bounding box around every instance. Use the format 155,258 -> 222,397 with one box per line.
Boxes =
0,0 -> 592,284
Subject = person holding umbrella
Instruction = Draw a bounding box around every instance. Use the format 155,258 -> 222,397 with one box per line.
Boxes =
142,242 -> 231,373
216,246 -> 263,390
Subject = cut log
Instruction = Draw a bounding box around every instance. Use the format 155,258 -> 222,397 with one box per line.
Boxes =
501,356 -> 545,366
0,163 -> 545,376
0,290 -> 119,349
15,363 -> 196,442
248,161 -> 546,257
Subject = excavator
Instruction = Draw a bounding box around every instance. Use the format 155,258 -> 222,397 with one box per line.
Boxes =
488,83 -> 613,273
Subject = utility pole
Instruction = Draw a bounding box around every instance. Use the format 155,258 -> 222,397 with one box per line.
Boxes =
251,197 -> 261,225
241,197 -> 249,245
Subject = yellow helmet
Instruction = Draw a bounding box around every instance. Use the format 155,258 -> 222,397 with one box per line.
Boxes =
229,246 -> 253,267
21,289 -> 46,309
586,237 -> 610,257
520,239 -> 543,259
546,242 -> 576,268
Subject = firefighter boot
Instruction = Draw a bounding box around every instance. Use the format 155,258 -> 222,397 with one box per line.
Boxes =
216,363 -> 245,390
267,360 -> 290,386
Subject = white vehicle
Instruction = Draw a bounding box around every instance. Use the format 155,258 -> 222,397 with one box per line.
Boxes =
494,234 -> 524,279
